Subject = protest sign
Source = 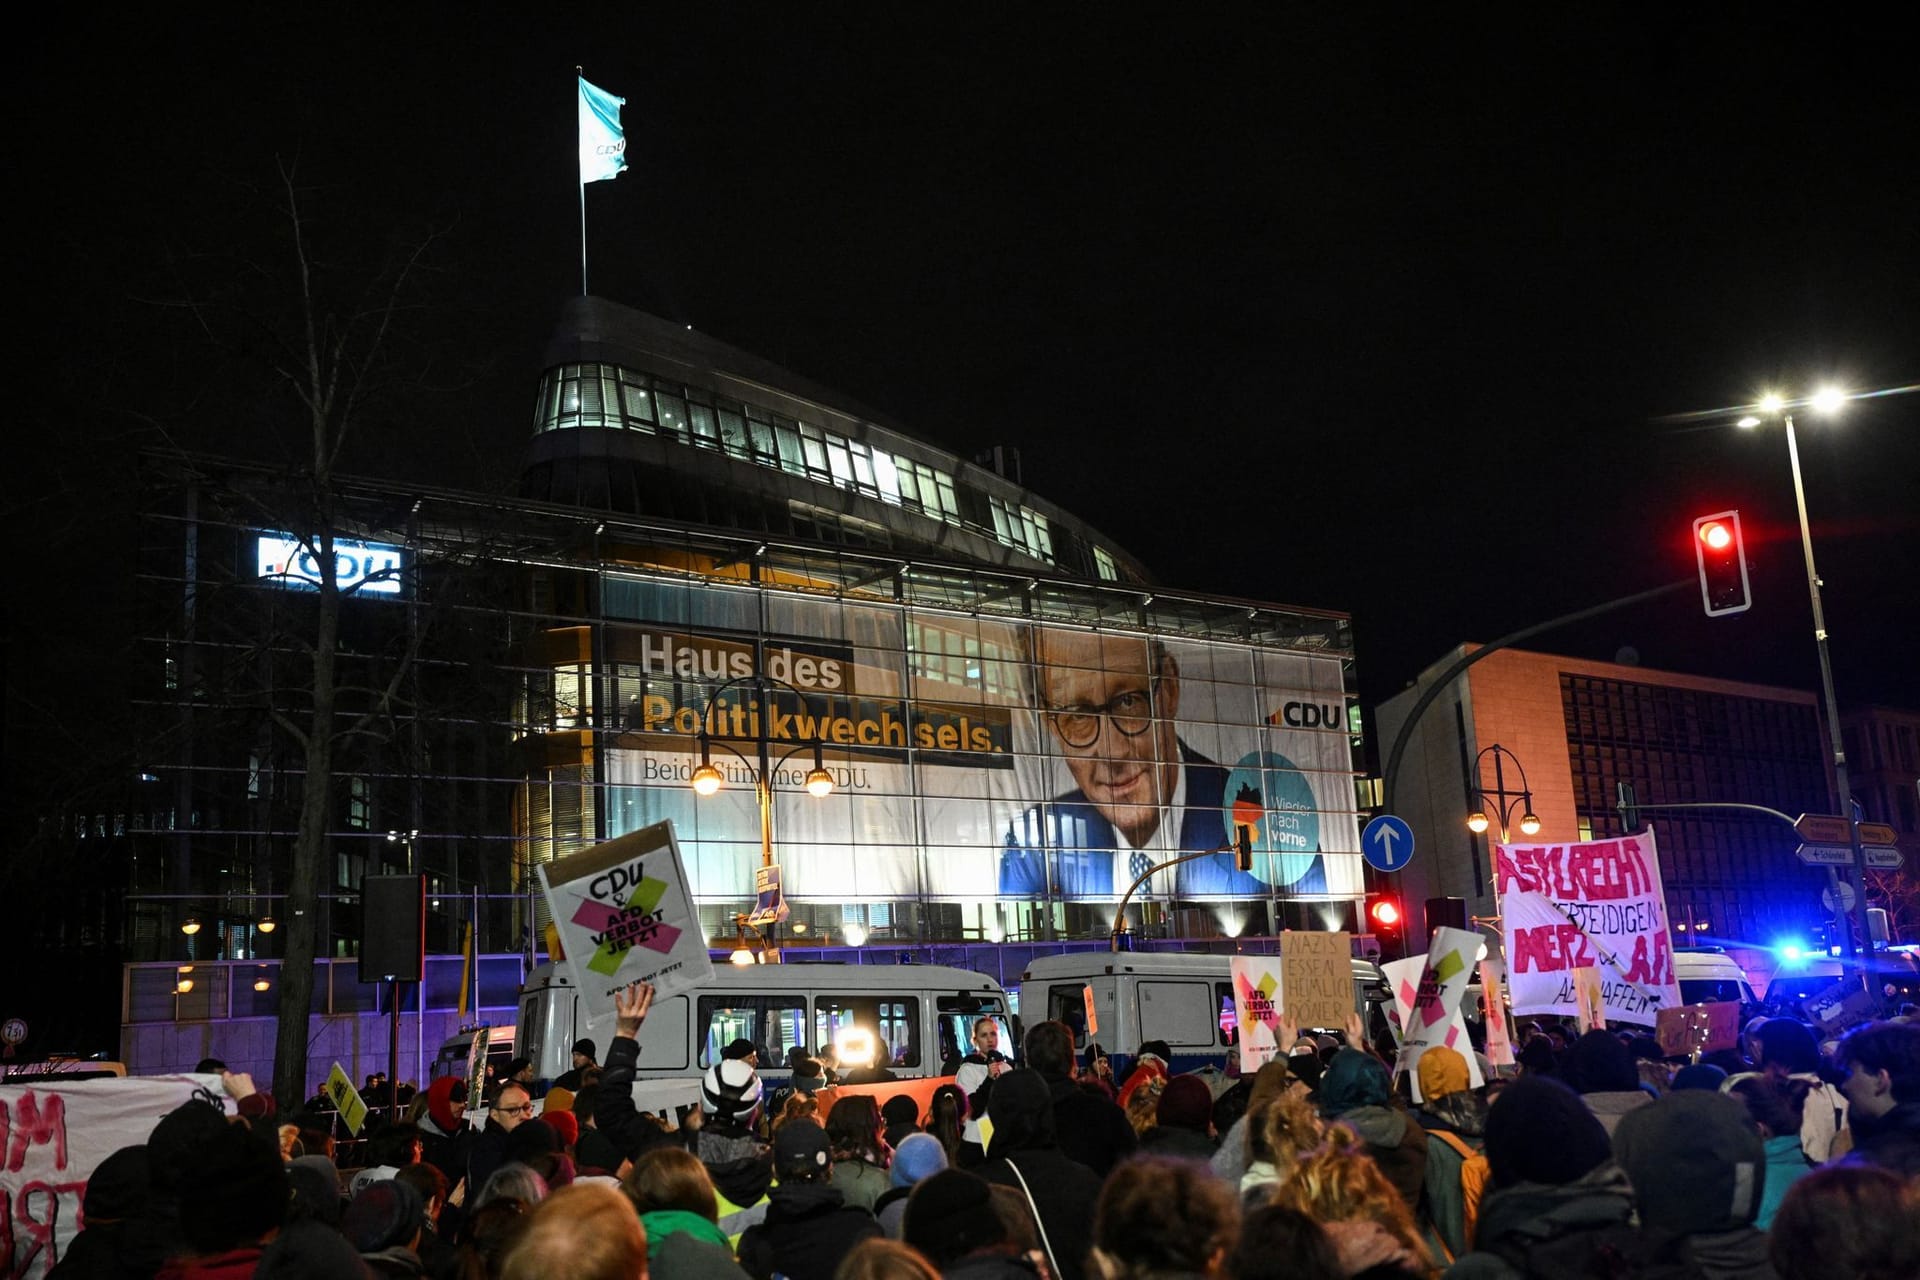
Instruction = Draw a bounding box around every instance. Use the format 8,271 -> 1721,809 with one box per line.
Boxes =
1230,955 -> 1286,1073
1496,831 -> 1681,1025
323,1063 -> 369,1136
537,819 -> 715,1035
1382,954 -> 1484,1102
1803,980 -> 1880,1038
1479,958 -> 1515,1066
1082,985 -> 1099,1037
1392,926 -> 1482,1089
1572,967 -> 1607,1032
1654,1002 -> 1741,1059
463,1027 -> 490,1113
1278,930 -> 1353,1030
1,1074 -> 233,1279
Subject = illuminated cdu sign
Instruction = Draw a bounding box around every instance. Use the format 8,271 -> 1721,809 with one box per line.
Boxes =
256,533 -> 406,595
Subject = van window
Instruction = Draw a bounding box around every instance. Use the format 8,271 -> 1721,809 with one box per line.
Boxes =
1136,980 -> 1215,1047
1216,982 -> 1238,1046
698,995 -> 806,1067
815,996 -> 921,1068
1047,985 -> 1093,1044
936,1004 -> 1013,1072
1679,979 -> 1749,1005
634,995 -> 691,1070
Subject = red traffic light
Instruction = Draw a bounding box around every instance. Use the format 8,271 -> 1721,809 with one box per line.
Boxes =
1697,520 -> 1733,552
1692,509 -> 1752,618
1370,899 -> 1402,928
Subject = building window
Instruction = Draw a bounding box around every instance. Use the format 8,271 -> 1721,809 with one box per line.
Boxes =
1093,547 -> 1119,581
348,776 -> 371,830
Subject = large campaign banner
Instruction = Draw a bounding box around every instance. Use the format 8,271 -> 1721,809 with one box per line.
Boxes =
1496,830 -> 1682,1026
1,1074 -> 233,1279
595,588 -> 1365,904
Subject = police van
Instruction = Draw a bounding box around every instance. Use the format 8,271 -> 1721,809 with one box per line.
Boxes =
516,960 -> 1015,1113
1018,950 -> 1395,1074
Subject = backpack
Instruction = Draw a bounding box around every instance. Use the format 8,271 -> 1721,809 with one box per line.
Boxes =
1427,1129 -> 1490,1251
1500,1222 -> 1706,1280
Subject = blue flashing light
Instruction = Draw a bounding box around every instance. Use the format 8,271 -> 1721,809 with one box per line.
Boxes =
1778,943 -> 1802,961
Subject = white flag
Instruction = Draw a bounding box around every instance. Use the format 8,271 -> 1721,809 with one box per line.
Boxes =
578,76 -> 627,184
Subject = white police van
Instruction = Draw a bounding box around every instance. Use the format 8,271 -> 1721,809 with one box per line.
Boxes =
1018,950 -> 1395,1073
516,960 -> 1014,1113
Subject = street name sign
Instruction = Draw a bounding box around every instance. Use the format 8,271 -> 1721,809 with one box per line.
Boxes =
1796,843 -> 1904,870
1795,813 -> 1898,847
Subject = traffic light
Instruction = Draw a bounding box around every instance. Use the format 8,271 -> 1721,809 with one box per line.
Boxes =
1370,898 -> 1402,930
1233,823 -> 1254,873
1693,510 -> 1751,617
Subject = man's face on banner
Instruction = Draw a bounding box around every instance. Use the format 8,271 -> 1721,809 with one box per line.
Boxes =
1033,630 -> 1181,847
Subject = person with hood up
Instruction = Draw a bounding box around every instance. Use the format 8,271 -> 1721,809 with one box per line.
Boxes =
1020,1020 -> 1137,1176
1612,1090 -> 1774,1280
1114,1040 -> 1171,1113
975,1069 -> 1102,1280
1410,1044 -> 1488,1262
1139,1074 -> 1218,1158
622,1145 -> 752,1280
737,1119 -> 881,1280
1557,1028 -> 1654,1138
1316,1047 -> 1428,1213
1444,1077 -> 1688,1279
902,1170 -> 1038,1280
875,1133 -> 948,1238
414,1076 -> 470,1187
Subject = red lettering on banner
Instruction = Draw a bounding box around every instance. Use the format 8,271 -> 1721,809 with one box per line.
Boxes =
0,1092 -> 68,1173
1498,840 -> 1656,904
1511,923 -> 1598,975
1622,931 -> 1674,986
2,1178 -> 86,1277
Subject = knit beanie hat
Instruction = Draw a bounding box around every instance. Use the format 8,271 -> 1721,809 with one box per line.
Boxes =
701,1059 -> 763,1119
881,1094 -> 921,1128
287,1156 -> 345,1227
1157,1075 -> 1215,1132
543,1109 -> 580,1148
1561,1029 -> 1639,1095
341,1179 -> 424,1253
890,1133 -> 950,1187
1484,1077 -> 1612,1188
903,1170 -> 1007,1266
1284,1052 -> 1323,1093
257,1217 -> 375,1279
1613,1091 -> 1765,1233
424,1076 -> 466,1133
505,1117 -> 560,1163
572,1038 -> 596,1058
542,1086 -> 575,1115
1416,1045 -> 1471,1102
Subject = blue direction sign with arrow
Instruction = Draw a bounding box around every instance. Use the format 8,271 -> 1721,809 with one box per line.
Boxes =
1361,815 -> 1415,872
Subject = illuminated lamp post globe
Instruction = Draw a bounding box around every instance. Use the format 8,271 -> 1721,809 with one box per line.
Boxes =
686,671 -> 836,961
1467,744 -> 1541,843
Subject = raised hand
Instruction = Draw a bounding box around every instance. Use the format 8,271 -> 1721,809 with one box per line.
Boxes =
615,980 -> 656,1038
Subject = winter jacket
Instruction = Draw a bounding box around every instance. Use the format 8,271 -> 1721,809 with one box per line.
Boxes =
464,1120 -> 515,1201
1681,1227 -> 1776,1280
943,1253 -> 1047,1280
647,1218 -> 753,1280
592,1036 -> 685,1165
1722,1070 -> 1849,1162
1210,1114 -> 1253,1185
1577,1089 -> 1654,1139
955,1053 -> 1008,1145
1040,1074 -> 1137,1177
641,1209 -> 734,1258
155,1248 -> 266,1280
1843,1099 -> 1920,1176
978,1147 -> 1103,1280
361,1247 -> 425,1277
1335,1104 -> 1429,1211
736,1181 -> 880,1280
1754,1134 -> 1811,1230
829,1157 -> 890,1212
1444,1162 -> 1700,1280
1137,1126 -> 1217,1160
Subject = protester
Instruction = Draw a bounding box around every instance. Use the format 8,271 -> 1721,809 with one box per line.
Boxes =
1210,1060 -> 1293,1188
955,1017 -> 1015,1165
835,1239 -> 943,1280
882,1095 -> 922,1152
976,1070 -> 1102,1280
468,1082 -> 534,1196
1235,1069 -> 1324,1202
255,1217 -> 374,1279
827,1095 -> 893,1212
1738,1017 -> 1851,1162
1612,1090 -> 1774,1280
876,1134 -> 949,1238
474,1162 -> 550,1211
453,1200 -> 530,1279
1268,1127 -> 1431,1277
1021,1020 -> 1137,1176
1727,1075 -> 1813,1229
416,1076 -> 471,1185
571,1084 -> 626,1176
1089,1156 -> 1238,1280
925,1084 -> 970,1167
48,1146 -> 161,1278
555,1038 -> 599,1091
1315,1048 -> 1427,1212
622,1145 -> 752,1279
156,1116 -> 289,1279
1115,1042 -> 1170,1113
737,1119 -> 882,1280
1140,1074 -> 1218,1158
1557,1029 -> 1653,1138
1766,1164 -> 1920,1280
498,1182 -> 648,1280
1670,1063 -> 1728,1092
1833,1019 -> 1920,1174
1409,1044 -> 1488,1261
901,1169 -> 1031,1280
341,1178 -> 427,1276
1444,1077 -> 1687,1278
287,1154 -> 347,1227
1123,1076 -> 1165,1137
393,1163 -> 458,1280
1225,1205 -> 1343,1280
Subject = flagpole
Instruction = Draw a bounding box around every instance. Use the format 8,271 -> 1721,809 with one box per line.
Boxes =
576,66 -> 589,296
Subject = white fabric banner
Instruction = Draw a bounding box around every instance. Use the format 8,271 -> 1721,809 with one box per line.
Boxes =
1,1074 -> 233,1279
1496,830 -> 1681,1026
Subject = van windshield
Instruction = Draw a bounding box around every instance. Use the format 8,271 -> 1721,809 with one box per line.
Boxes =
1678,979 -> 1748,1005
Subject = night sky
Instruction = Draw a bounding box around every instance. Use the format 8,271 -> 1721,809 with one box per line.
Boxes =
13,12 -> 1920,741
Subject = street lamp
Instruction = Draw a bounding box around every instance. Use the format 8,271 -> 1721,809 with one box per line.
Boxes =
1467,744 -> 1540,842
1739,387 -> 1874,967
686,672 -> 836,959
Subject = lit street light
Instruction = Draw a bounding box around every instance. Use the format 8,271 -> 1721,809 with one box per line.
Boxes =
1467,744 -> 1541,842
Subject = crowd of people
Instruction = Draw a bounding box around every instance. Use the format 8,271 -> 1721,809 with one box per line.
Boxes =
44,987 -> 1920,1280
